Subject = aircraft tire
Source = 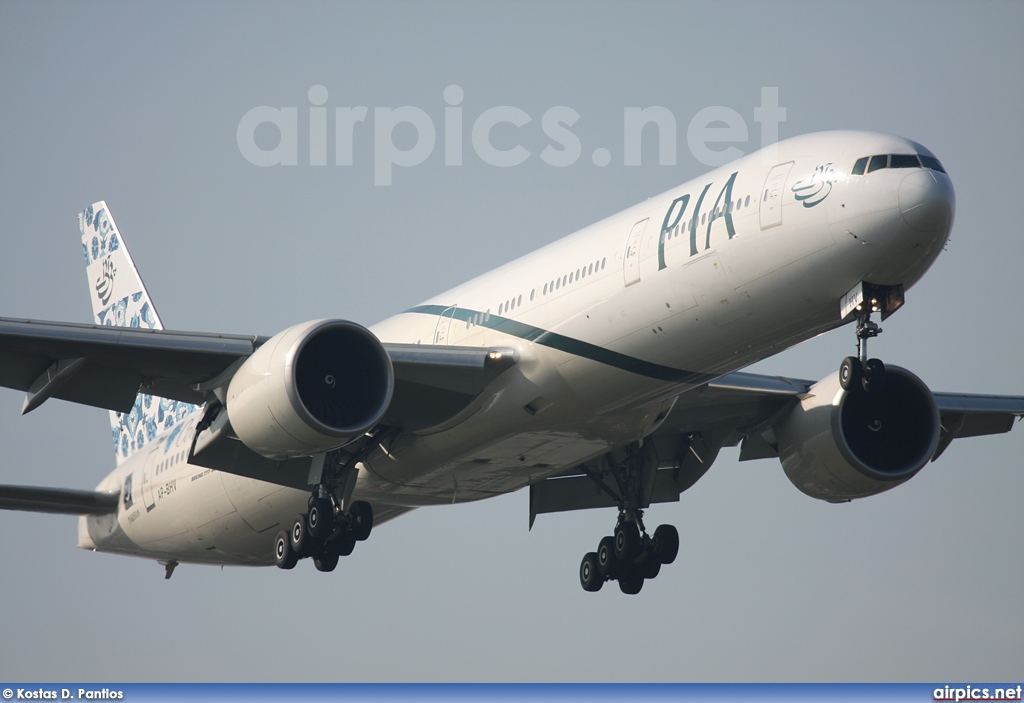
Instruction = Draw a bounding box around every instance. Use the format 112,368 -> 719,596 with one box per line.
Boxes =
313,551 -> 340,573
333,533 -> 356,557
639,557 -> 661,580
307,497 -> 334,540
349,500 -> 373,541
863,358 -> 886,394
653,524 -> 679,565
597,536 -> 620,577
274,530 -> 298,570
290,514 -> 315,556
618,567 -> 644,595
580,552 -> 603,592
840,357 -> 862,391
614,522 -> 641,563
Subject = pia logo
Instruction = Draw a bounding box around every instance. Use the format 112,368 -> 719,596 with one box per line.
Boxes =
95,257 -> 117,305
791,162 -> 835,208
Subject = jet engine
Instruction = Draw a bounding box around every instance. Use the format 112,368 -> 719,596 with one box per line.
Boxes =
226,319 -> 394,460
776,366 -> 940,502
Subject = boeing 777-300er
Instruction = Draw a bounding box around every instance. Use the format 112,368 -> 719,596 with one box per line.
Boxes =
1,130 -> 1022,593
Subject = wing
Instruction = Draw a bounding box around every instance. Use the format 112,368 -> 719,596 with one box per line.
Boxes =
0,485 -> 119,515
0,317 -> 517,429
0,317 -> 263,412
658,371 -> 1024,461
528,370 -> 1024,524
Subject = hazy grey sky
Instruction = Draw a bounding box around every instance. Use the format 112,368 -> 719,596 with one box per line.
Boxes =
1,0 -> 1022,682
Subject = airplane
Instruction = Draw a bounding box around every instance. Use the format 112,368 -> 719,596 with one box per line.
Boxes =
1,130 -> 1022,594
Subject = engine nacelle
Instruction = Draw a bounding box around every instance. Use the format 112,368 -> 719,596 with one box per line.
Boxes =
226,319 -> 394,460
777,366 -> 940,502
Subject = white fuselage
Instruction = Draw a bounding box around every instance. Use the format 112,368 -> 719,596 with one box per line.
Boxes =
80,130 -> 955,566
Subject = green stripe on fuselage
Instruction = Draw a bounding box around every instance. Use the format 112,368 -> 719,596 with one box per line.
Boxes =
405,305 -> 712,384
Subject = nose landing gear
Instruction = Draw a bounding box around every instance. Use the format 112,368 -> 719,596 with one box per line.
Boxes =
839,311 -> 886,394
838,283 -> 903,395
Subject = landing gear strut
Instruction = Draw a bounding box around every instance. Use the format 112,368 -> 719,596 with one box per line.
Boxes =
577,442 -> 680,595
839,309 -> 886,394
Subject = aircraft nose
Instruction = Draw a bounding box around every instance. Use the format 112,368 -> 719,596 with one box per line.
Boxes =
899,169 -> 954,232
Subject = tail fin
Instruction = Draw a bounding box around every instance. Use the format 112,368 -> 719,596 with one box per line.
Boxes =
79,201 -> 198,465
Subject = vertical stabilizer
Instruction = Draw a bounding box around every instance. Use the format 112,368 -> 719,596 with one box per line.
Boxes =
79,202 -> 198,465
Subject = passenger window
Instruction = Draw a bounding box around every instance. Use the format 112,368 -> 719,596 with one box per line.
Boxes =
867,155 -> 888,173
890,154 -> 920,169
852,157 -> 868,176
919,155 -> 946,174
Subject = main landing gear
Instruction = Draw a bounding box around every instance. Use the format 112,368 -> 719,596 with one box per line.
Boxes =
274,492 -> 374,572
577,442 -> 680,595
273,434 -> 387,572
839,307 -> 886,395
579,513 -> 679,595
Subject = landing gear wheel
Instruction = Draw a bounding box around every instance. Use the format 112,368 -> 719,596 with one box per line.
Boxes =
348,501 -> 374,541
274,530 -> 298,569
313,550 -> 340,573
639,557 -> 662,580
290,514 -> 315,556
596,536 -> 620,578
307,497 -> 334,541
652,524 -> 679,565
580,552 -> 603,592
334,533 -> 356,557
618,567 -> 644,595
862,358 -> 886,394
839,356 -> 863,391
613,522 -> 641,563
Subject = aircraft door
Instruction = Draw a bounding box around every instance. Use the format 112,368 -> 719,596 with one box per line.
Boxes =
622,218 -> 649,287
433,305 -> 457,344
759,162 -> 794,230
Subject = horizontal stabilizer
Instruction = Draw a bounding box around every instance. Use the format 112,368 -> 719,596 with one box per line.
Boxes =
0,485 -> 119,515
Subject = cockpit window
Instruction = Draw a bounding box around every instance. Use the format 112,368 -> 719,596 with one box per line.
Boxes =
867,155 -> 888,173
918,154 -> 946,173
852,152 -> 947,176
890,154 -> 920,168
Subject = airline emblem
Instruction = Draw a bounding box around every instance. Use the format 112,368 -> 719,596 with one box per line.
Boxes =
95,257 -> 117,305
791,163 -> 835,208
